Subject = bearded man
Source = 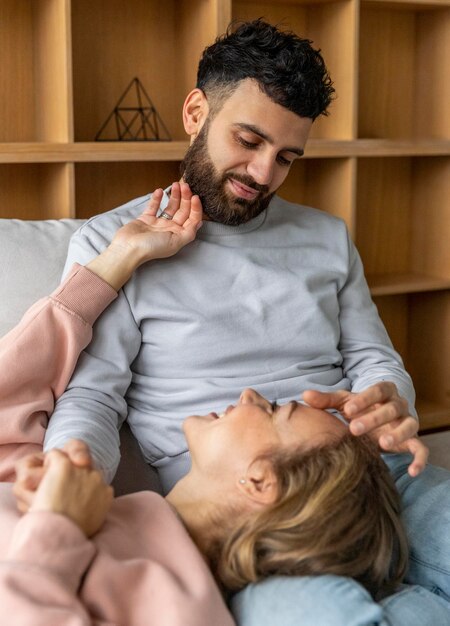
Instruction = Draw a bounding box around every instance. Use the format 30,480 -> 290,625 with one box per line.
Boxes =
44,19 -> 450,626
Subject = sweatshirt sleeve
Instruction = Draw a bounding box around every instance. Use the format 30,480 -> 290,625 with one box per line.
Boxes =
0,511 -> 96,625
0,265 -> 117,481
44,228 -> 143,483
338,233 -> 417,418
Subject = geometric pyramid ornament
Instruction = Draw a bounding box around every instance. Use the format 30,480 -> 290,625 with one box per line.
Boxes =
95,77 -> 171,141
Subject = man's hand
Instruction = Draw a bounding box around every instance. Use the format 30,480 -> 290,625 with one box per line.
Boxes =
29,449 -> 113,537
13,439 -> 93,514
303,382 -> 428,477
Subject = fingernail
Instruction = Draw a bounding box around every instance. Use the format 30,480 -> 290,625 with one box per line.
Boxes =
196,221 -> 203,230
352,421 -> 365,435
346,402 -> 358,415
382,435 -> 394,449
73,450 -> 88,459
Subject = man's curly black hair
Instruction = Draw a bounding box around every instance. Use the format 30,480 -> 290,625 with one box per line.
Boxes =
196,19 -> 335,120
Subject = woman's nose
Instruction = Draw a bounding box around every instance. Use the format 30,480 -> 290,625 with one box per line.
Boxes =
239,388 -> 261,404
239,388 -> 271,409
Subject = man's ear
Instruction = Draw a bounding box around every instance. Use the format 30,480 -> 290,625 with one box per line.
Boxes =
237,459 -> 279,506
182,88 -> 209,139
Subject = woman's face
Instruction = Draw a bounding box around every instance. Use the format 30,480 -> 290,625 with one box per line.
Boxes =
183,388 -> 347,479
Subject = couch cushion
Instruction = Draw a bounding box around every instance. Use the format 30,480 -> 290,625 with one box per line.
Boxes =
0,217 -> 162,494
0,218 -> 84,337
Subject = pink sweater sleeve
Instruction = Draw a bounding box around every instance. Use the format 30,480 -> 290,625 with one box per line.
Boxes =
0,511 -> 96,625
0,265 -> 117,481
0,491 -> 236,626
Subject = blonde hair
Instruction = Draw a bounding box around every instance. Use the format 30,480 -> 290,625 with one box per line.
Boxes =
214,434 -> 408,596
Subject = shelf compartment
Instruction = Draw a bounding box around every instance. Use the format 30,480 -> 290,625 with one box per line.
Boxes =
355,156 -> 449,282
232,0 -> 358,139
373,291 -> 450,431
0,0 -> 72,142
71,0 -> 219,143
369,272 -> 450,296
279,157 -> 356,231
359,1 -> 450,139
74,162 -> 180,219
0,163 -> 73,220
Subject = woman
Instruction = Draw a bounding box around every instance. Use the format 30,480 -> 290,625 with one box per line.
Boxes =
0,183 -> 425,624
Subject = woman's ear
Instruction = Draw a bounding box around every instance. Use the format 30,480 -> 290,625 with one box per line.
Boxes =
237,459 -> 278,506
183,88 -> 209,139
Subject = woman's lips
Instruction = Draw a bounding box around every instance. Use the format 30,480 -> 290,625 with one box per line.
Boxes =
228,178 -> 259,200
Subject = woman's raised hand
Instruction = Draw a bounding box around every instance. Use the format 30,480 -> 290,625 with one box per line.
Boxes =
86,182 -> 203,290
109,181 -> 202,263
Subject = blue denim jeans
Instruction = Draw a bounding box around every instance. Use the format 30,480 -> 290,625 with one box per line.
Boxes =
231,454 -> 450,626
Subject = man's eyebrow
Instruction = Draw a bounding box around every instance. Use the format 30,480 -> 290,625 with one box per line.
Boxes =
233,123 -> 304,157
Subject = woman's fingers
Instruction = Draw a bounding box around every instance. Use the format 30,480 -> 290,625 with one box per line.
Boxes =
145,188 -> 164,217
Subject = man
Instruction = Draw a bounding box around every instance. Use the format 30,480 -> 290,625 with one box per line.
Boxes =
44,20 -> 449,625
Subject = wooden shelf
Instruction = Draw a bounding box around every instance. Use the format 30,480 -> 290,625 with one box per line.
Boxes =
0,142 -> 189,164
364,0 -> 450,9
0,139 -> 449,164
369,273 -> 450,296
417,400 -> 450,432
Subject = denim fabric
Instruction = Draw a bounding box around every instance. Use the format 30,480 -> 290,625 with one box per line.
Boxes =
231,456 -> 450,625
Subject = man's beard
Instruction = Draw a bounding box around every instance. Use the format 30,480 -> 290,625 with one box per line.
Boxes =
181,124 -> 275,226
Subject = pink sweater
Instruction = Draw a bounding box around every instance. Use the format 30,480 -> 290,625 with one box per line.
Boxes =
0,265 -> 234,625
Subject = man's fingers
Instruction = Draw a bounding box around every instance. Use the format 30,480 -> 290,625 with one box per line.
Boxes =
404,438 -> 429,477
302,389 -> 350,411
349,398 -> 412,435
344,381 -> 397,417
377,416 -> 419,450
63,439 -> 93,468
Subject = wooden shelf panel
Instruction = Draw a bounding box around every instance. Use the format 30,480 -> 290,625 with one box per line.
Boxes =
356,156 -> 450,279
74,162 -> 180,219
0,163 -> 73,220
0,0 -> 72,142
364,0 -> 450,9
305,139 -> 450,157
417,400 -> 450,432
359,2 -> 450,139
0,139 -> 448,163
369,272 -> 450,295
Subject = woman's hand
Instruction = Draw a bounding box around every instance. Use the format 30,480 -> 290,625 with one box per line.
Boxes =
86,182 -> 203,290
28,448 -> 113,537
303,382 -> 429,477
13,439 -> 94,514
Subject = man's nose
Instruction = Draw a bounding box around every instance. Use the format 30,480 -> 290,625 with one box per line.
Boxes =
247,154 -> 274,187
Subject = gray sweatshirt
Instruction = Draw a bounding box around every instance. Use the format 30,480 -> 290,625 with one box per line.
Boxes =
44,191 -> 416,491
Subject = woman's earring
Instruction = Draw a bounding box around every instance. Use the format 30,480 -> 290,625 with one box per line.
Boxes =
239,478 -> 246,484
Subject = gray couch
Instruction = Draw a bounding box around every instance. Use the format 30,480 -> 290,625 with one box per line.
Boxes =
0,218 -> 448,494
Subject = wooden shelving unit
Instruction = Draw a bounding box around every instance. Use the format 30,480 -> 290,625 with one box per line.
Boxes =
0,0 -> 448,430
